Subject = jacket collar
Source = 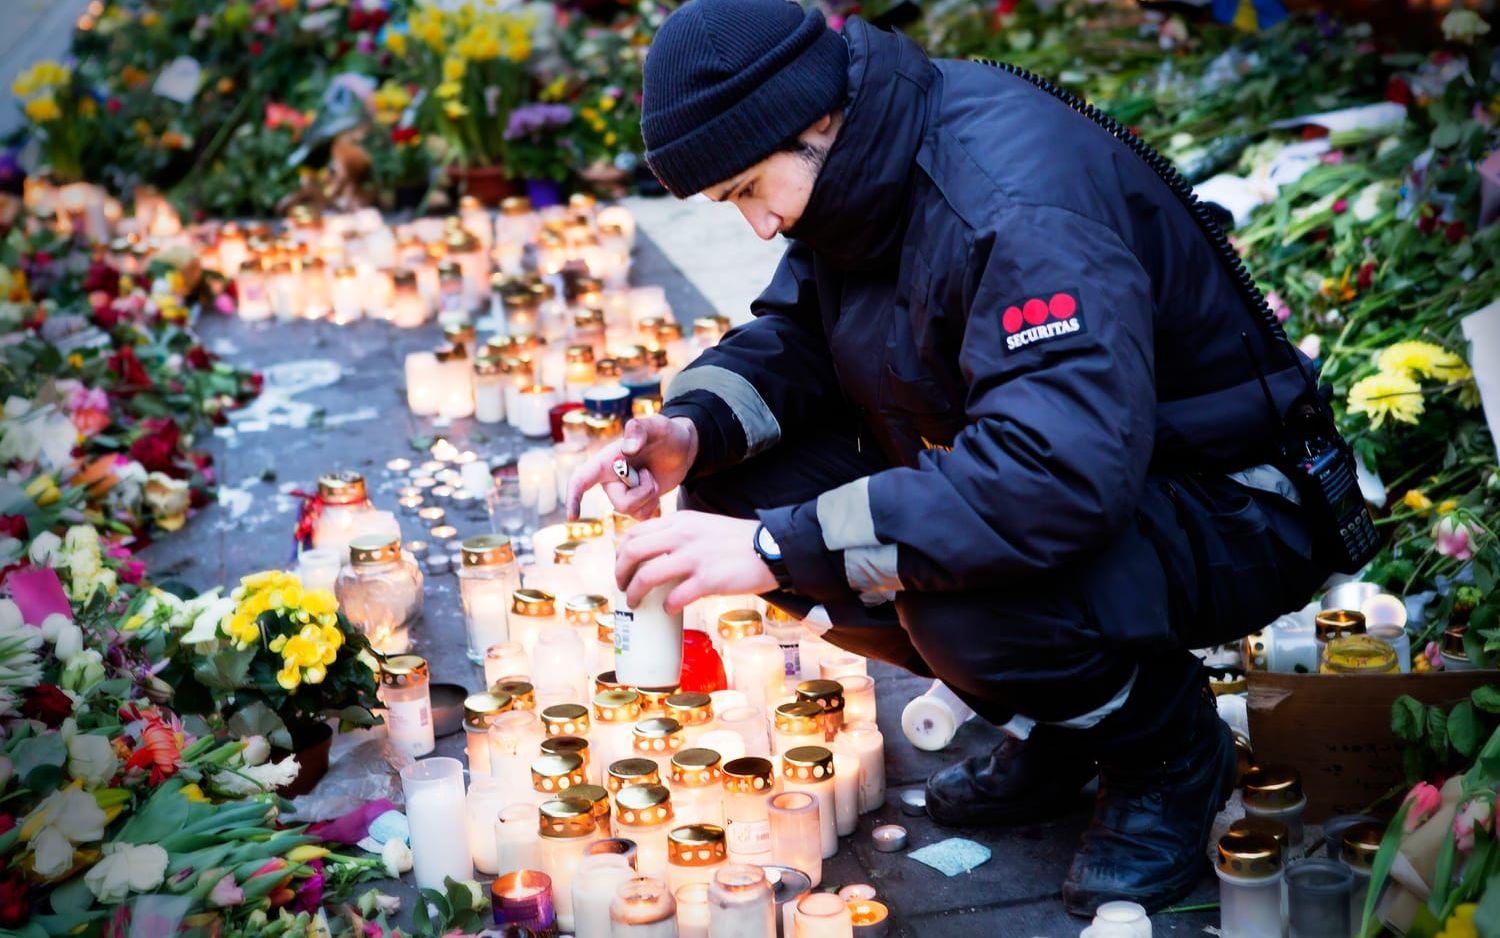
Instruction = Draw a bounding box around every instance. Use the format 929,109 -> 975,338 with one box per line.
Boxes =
783,18 -> 935,271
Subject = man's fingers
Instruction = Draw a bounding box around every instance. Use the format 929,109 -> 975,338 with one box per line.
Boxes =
625,553 -> 696,608
614,527 -> 677,590
665,577 -> 708,615
620,417 -> 653,457
603,474 -> 660,519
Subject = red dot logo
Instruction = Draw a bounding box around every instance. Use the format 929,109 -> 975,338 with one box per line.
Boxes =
1049,292 -> 1077,320
1022,298 -> 1050,326
1002,306 -> 1023,334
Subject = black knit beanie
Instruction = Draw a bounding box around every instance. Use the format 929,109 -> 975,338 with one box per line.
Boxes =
641,0 -> 849,198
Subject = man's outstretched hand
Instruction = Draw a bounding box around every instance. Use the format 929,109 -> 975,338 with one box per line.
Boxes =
565,414 -> 699,521
614,511 -> 777,613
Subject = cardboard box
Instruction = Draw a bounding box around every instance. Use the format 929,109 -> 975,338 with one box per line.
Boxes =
1246,670 -> 1498,822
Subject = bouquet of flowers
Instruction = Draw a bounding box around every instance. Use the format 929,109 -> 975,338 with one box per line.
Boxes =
503,102 -> 574,182
9,60 -> 96,184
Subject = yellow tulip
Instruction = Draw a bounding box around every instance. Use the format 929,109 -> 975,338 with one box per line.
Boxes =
179,784 -> 210,803
435,81 -> 462,100
24,96 -> 62,124
287,845 -> 330,863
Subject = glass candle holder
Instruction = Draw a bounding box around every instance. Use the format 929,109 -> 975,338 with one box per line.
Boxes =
729,636 -> 785,712
717,706 -> 772,760
839,675 -> 877,726
593,689 -> 644,771
717,609 -> 764,685
467,774 -> 510,875
611,876 -> 678,936
464,691 -> 514,777
538,796 -> 604,933
796,680 -> 845,742
491,869 -> 557,935
1215,829 -> 1283,938
489,710 -> 545,803
334,536 -> 422,657
669,748 -> 726,828
793,892 -> 852,938
781,747 -> 837,859
768,791 -> 823,888
379,655 -> 434,757
511,589 -> 560,662
633,717 -> 687,779
459,535 -> 519,663
774,702 -> 826,756
495,803 -> 542,878
1341,821 -> 1383,927
615,784 -> 676,876
486,641 -> 529,687
762,606 -> 807,681
667,824 -> 729,894
294,547 -> 342,594
1286,857 -> 1353,938
707,864 -> 776,937
401,758 -> 474,890
572,852 -> 635,938
722,757 -> 776,865
900,680 -> 975,752
1242,764 -> 1307,856
835,722 -> 886,814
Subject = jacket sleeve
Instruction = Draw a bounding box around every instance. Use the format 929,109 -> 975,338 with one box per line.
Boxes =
756,205 -> 1157,604
659,240 -> 842,478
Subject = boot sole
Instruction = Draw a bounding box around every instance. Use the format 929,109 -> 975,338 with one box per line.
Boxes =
1062,723 -> 1239,916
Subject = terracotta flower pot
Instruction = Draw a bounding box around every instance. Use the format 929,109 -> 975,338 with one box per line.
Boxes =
447,164 -> 521,206
272,721 -> 334,798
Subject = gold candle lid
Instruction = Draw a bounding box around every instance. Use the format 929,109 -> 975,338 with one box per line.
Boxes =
475,355 -> 505,377
379,655 -> 428,686
670,748 -> 723,787
512,589 -> 555,616
565,343 -> 595,364
501,195 -> 532,216
637,685 -> 679,718
774,702 -> 823,736
434,343 -> 468,363
571,783 -> 611,826
796,680 -> 844,714
763,604 -> 795,623
1342,821 -> 1384,871
349,534 -> 401,566
443,321 -> 477,344
596,613 -> 616,646
538,796 -> 596,838
552,540 -> 583,565
1216,829 -> 1281,879
531,752 -> 587,794
566,517 -> 606,540
607,758 -> 661,794
493,680 -> 535,710
463,691 -> 513,730
664,692 -> 713,728
632,717 -> 685,756
614,784 -> 674,828
722,757 -> 775,794
1242,765 -> 1305,810
668,824 -> 727,866
1228,816 -> 1290,858
460,534 -> 514,567
594,689 -> 642,724
782,745 -> 835,781
541,703 -> 591,736
318,471 -> 367,505
1315,609 -> 1366,643
540,735 -> 589,760
564,594 -> 609,626
717,609 -> 764,641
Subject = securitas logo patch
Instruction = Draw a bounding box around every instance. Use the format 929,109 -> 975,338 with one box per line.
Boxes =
1002,291 -> 1085,352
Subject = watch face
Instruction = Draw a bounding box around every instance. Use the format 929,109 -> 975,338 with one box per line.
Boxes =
757,525 -> 780,559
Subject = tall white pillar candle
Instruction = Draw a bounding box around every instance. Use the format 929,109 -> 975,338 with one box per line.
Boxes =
831,750 -> 861,838
676,881 -> 711,938
401,758 -> 474,890
494,802 -> 542,877
467,775 -> 510,874
835,723 -> 886,814
780,747 -> 837,859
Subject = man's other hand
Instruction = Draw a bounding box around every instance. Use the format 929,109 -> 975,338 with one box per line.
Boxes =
614,512 -> 777,613
565,414 -> 699,521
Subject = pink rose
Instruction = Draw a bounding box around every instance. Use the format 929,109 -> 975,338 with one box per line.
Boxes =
1403,781 -> 1442,832
1434,516 -> 1479,561
1454,795 -> 1493,852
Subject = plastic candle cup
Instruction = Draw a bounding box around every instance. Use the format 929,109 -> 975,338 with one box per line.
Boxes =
538,796 -> 604,933
495,679 -> 537,712
729,636 -> 786,712
542,736 -> 596,789
534,627 -> 589,704
831,749 -> 861,838
488,709 -> 545,803
516,385 -> 561,437
710,690 -> 751,716
542,703 -> 593,740
669,748 -> 726,828
780,747 -> 837,859
1286,857 -> 1353,938
819,654 -> 867,682
717,609 -> 764,684
768,791 -> 822,888
1341,821 -> 1383,926
707,863 -> 777,937
378,655 -> 434,757
1241,764 -> 1308,855
719,706 -> 772,759
762,606 -> 808,681
1215,829 -> 1283,938
848,899 -> 890,937
835,722 -> 887,814
572,852 -> 636,938
467,774 -> 511,874
491,869 -> 557,934
667,824 -> 729,894
900,680 -> 976,752
633,717 -> 687,779
773,702 -> 826,757
615,784 -> 676,877
721,757 -> 776,865
485,641 -> 530,687
495,802 -> 542,877
464,691 -> 514,777
838,675 -> 877,726
665,693 -> 715,748
608,759 -> 663,803
675,881 -> 711,937
793,892 -> 853,938
510,589 -> 559,663
611,876 -> 678,936
795,680 -> 845,742
294,547 -> 342,594
401,757 -> 474,890
532,752 -> 589,805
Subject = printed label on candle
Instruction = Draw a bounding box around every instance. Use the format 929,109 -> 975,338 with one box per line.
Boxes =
725,818 -> 771,855
388,698 -> 431,733
779,643 -> 801,679
614,608 -> 632,653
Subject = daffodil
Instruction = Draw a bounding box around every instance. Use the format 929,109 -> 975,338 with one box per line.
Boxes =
1377,341 -> 1469,382
1348,371 -> 1424,428
442,57 -> 466,82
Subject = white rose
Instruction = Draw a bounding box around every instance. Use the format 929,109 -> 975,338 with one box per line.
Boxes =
68,733 -> 119,788
381,838 -> 413,877
27,531 -> 62,567
39,613 -> 69,642
31,826 -> 76,879
52,623 -> 84,662
84,842 -> 169,903
241,735 -> 270,766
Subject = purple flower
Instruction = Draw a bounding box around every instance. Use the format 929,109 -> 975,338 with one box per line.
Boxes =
504,103 -> 573,140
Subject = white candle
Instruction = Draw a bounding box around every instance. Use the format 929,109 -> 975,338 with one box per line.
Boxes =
436,347 -> 475,419
534,626 -> 589,704
729,637 -> 785,712
614,583 -> 685,689
519,448 -> 560,516
489,710 -> 546,804
573,852 -> 636,938
669,748 -> 726,828
539,796 -> 602,933
494,802 -> 542,876
405,351 -> 443,416
401,758 -> 474,890
780,747 -> 837,859
708,863 -> 777,937
792,892 -> 852,938
768,792 -> 822,888
839,675 -> 877,726
294,547 -> 342,594
467,775 -> 509,874
721,759 -> 776,866
611,876 -> 678,936
515,385 -> 560,438
901,681 -> 975,752
331,265 -> 362,323
697,730 -> 747,765
819,654 -> 867,681
710,690 -> 750,715
831,750 -> 860,837
835,723 -> 885,814
379,656 -> 434,757
676,881 -> 711,938
717,707 -> 771,760
485,641 -> 529,686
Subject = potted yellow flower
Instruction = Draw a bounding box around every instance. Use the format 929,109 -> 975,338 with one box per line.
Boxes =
10,60 -> 96,184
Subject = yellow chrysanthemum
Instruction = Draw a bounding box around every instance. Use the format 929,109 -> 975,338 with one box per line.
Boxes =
1347,371 -> 1424,428
1403,490 -> 1433,514
1377,341 -> 1468,382
24,96 -> 62,123
442,57 -> 466,82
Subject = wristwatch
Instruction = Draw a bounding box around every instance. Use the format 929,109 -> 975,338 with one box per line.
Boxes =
753,522 -> 794,591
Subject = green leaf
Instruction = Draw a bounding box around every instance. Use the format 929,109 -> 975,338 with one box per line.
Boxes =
1428,705 -> 1451,758
1474,871 -> 1500,936
1430,123 -> 1461,149
1359,802 -> 1410,938
14,734 -> 67,790
1393,695 -> 1427,741
1473,686 -> 1500,715
1449,702 -> 1483,759
1429,828 -> 1458,915
1465,629 -> 1495,670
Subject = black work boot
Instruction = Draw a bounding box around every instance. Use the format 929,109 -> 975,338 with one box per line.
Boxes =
1061,689 -> 1236,915
926,727 -> 1097,827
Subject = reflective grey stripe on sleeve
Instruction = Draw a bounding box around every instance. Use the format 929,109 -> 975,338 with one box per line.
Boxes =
664,365 -> 782,457
1227,463 -> 1302,506
844,543 -> 901,606
816,476 -> 879,551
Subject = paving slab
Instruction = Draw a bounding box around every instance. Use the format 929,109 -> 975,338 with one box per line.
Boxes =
141,228 -> 1221,935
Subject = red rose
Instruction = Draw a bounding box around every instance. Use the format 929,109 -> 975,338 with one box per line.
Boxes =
0,814 -> 14,836
0,873 -> 29,928
106,97 -> 122,114
1357,261 -> 1376,290
1445,221 -> 1468,244
83,261 -> 120,296
248,371 -> 265,393
250,40 -> 264,55
108,345 -> 150,392
1385,76 -> 1411,106
0,515 -> 26,540
22,684 -> 73,728
129,418 -> 183,474
186,345 -> 214,370
392,126 -> 418,145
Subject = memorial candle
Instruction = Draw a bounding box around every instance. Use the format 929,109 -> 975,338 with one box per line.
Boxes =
835,722 -> 886,814
593,690 -> 644,771
611,876 -> 678,937
838,675 -> 877,726
459,535 -> 519,663
820,654 -> 867,681
405,351 -> 442,415
721,758 -> 776,866
669,748 -> 726,828
491,869 -> 557,935
667,825 -> 729,894
780,747 -> 837,859
572,852 -> 635,938
378,656 -> 434,757
792,893 -> 852,938
831,750 -> 861,838
538,796 -> 603,933
633,718 -> 687,779
485,641 -> 529,687
676,881 -> 711,938
331,264 -> 362,323
464,691 -> 513,777
767,791 -> 821,888
510,589 -> 559,662
391,270 -> 427,328
495,803 -> 542,877
515,385 -> 561,437
489,710 -> 545,803
532,752 -> 589,805
729,636 -> 785,712
467,774 -> 510,874
772,703 -> 825,757
717,707 -> 772,760
402,758 -> 474,890
708,864 -> 777,938
541,736 -> 597,789
615,784 -> 676,877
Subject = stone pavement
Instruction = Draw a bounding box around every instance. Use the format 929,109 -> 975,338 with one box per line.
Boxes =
141,229 -> 1219,936
0,0 -> 91,139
